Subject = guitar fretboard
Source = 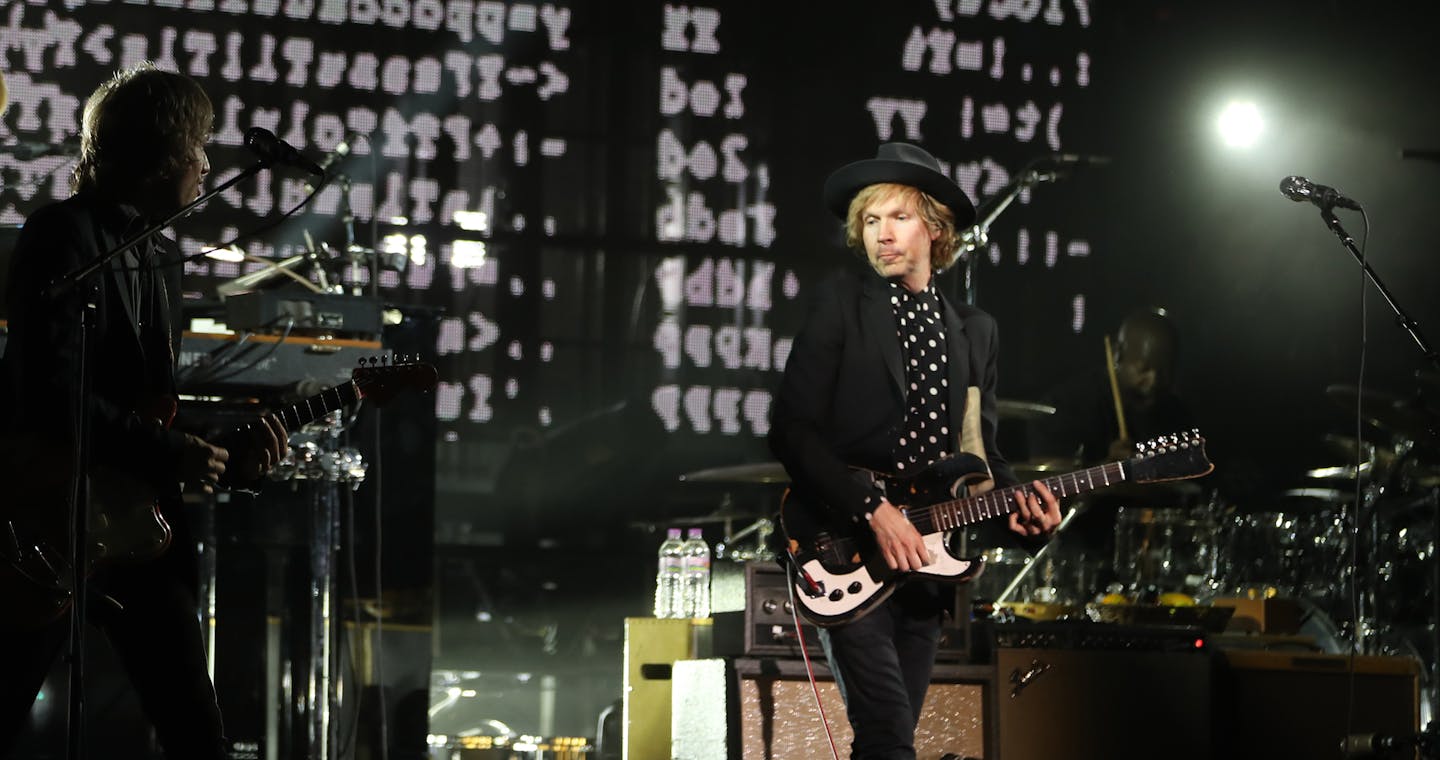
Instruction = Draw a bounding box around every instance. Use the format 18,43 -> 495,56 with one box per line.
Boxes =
273,380 -> 362,431
908,461 -> 1128,534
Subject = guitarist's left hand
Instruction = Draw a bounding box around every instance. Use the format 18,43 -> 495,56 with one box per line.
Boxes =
1008,480 -> 1061,538
217,413 -> 289,485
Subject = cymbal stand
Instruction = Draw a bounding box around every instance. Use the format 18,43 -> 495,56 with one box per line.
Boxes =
715,517 -> 774,562
994,502 -> 1085,605
269,409 -> 369,760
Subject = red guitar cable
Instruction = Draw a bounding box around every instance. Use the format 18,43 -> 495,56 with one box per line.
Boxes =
786,562 -> 843,760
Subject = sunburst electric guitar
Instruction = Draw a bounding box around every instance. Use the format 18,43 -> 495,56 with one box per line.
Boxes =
0,358 -> 437,629
779,430 -> 1214,627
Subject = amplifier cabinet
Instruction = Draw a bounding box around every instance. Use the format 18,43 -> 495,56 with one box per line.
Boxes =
623,618 -> 704,760
1214,650 -> 1419,760
672,657 -> 991,760
995,646 -> 1212,760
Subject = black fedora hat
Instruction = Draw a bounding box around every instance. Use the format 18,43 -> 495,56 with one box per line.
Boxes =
822,142 -> 975,226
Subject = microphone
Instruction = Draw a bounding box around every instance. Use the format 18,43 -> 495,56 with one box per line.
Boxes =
1280,175 -> 1361,211
1048,153 -> 1112,167
244,127 -> 324,176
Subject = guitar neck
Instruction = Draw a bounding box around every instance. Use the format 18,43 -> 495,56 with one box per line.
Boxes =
273,380 -> 362,430
910,460 -> 1128,533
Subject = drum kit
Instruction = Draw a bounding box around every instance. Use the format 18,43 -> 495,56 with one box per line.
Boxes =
661,384 -> 1440,660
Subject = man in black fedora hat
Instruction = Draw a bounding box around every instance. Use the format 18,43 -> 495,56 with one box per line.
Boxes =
770,142 -> 1061,758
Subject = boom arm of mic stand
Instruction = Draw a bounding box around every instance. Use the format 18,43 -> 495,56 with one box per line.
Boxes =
959,167 -> 1057,305
44,159 -> 272,300
1319,209 -> 1439,369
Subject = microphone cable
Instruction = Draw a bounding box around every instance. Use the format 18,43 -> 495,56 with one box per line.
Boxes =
1344,205 -> 1372,754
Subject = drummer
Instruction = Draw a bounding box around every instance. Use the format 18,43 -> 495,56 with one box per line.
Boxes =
1036,307 -> 1192,465
1032,308 -> 1198,596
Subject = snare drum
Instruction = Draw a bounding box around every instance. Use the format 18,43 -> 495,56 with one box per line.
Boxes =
1113,507 -> 1219,595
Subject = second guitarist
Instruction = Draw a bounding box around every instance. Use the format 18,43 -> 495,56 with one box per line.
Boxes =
0,65 -> 286,759
768,142 -> 1062,760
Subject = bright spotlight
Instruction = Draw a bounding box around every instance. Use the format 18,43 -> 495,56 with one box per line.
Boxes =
1216,101 -> 1263,148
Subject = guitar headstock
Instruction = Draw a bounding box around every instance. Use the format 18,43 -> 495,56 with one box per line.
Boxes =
1128,430 -> 1214,483
352,355 -> 439,406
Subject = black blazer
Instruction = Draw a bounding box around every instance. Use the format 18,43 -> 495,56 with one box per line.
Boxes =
770,264 -> 1018,528
2,192 -> 186,492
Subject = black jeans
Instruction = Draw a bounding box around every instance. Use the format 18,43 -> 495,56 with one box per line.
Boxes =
0,553 -> 225,759
819,581 -> 944,760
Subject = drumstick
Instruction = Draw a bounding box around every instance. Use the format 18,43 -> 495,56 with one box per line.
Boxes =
1104,334 -> 1129,441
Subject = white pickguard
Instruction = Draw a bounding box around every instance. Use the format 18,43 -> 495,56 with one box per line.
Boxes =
792,531 -> 977,623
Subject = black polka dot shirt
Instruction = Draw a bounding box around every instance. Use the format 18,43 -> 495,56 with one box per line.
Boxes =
859,281 -> 953,522
891,281 -> 951,474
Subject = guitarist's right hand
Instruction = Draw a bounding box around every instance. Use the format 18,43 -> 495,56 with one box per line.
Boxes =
177,433 -> 229,493
870,501 -> 932,572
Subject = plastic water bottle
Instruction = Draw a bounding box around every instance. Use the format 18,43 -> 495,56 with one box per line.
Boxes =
680,528 -> 711,619
654,528 -> 685,618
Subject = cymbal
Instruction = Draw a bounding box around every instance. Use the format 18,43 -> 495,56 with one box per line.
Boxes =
1321,433 -> 1393,469
1277,487 -> 1348,505
630,506 -> 762,530
679,462 -> 789,484
1326,384 -> 1440,443
1012,457 -> 1078,481
998,399 -> 1057,419
1305,462 -> 1372,480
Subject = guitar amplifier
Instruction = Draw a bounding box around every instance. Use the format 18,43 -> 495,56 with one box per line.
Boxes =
712,562 -> 970,661
223,289 -> 381,336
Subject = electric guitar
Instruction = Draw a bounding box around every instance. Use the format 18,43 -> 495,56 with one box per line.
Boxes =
0,357 -> 438,629
779,431 -> 1214,627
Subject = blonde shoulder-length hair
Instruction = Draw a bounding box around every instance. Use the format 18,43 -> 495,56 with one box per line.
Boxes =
842,183 -> 962,271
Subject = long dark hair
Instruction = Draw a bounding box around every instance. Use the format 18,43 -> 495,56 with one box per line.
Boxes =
71,62 -> 212,196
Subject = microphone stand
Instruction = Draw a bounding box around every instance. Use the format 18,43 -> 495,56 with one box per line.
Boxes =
45,157 -> 271,760
957,161 -> 1062,306
46,160 -> 272,300
1317,208 -> 1439,370
1308,204 -> 1440,729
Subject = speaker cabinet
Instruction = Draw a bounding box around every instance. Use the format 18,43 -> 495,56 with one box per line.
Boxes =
623,618 -> 705,760
672,657 -> 991,759
996,646 -> 1212,760
1215,650 -> 1418,760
